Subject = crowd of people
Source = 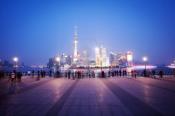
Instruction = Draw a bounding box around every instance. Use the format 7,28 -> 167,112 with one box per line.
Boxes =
57,69 -> 128,79
0,68 -> 175,83
142,69 -> 164,78
7,70 -> 22,83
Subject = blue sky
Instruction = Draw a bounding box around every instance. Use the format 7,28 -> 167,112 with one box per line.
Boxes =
0,0 -> 175,65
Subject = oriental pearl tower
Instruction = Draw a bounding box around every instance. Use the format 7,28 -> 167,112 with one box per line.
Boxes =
73,26 -> 78,64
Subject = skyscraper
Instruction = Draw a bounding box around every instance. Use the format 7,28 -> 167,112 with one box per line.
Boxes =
109,52 -> 118,67
95,45 -> 109,67
73,26 -> 78,64
126,51 -> 133,67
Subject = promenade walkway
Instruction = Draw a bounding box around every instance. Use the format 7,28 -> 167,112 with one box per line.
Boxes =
0,77 -> 175,116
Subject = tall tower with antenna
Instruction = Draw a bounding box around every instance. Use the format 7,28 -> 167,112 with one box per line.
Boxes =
73,26 -> 78,63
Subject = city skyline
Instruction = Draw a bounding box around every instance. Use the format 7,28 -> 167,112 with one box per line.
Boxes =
1,0 -> 175,65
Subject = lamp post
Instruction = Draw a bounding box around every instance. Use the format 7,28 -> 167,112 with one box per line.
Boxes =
13,57 -> 19,68
55,56 -> 61,77
127,51 -> 133,76
142,56 -> 148,77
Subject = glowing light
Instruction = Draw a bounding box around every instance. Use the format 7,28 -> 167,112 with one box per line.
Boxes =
13,57 -> 18,62
95,47 -> 99,52
73,26 -> 78,64
167,59 -> 175,69
142,56 -> 148,62
167,65 -> 175,69
131,65 -> 156,70
55,57 -> 60,62
127,51 -> 133,62
95,46 -> 109,67
74,40 -> 78,44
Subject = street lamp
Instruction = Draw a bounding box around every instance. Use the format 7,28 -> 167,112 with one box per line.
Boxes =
142,56 -> 148,62
55,56 -> 61,77
13,57 -> 19,68
127,52 -> 133,76
142,56 -> 148,77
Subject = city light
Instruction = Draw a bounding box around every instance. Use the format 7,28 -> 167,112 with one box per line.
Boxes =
13,57 -> 19,63
142,56 -> 148,62
13,57 -> 19,68
131,65 -> 157,70
95,46 -> 108,67
142,56 -> 148,76
167,59 -> 175,69
127,51 -> 133,62
55,57 -> 60,62
95,47 -> 99,52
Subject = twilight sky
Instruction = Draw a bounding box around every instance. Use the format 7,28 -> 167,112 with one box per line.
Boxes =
0,0 -> 175,65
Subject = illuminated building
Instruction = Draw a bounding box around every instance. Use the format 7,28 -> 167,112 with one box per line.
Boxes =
115,53 -> 126,67
95,47 -> 100,66
109,52 -> 118,67
60,54 -> 66,66
168,59 -> 175,69
59,54 -> 72,66
73,26 -> 78,64
79,50 -> 89,67
95,45 -> 109,67
66,55 -> 72,65
127,51 -> 133,67
109,52 -> 131,67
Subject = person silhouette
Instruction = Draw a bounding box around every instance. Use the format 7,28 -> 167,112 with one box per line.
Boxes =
159,70 -> 163,78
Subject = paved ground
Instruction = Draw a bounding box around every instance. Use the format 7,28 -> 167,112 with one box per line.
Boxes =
0,77 -> 175,116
